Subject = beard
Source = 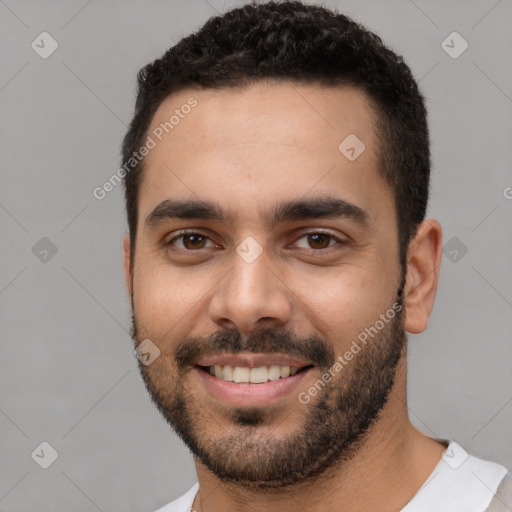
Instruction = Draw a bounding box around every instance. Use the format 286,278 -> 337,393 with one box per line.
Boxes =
131,271 -> 407,490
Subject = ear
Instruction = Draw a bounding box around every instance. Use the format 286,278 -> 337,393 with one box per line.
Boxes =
403,218 -> 443,334
123,234 -> 132,297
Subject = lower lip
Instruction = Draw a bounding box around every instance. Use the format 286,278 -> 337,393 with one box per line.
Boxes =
194,366 -> 312,406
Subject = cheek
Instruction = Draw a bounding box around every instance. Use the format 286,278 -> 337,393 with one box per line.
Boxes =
289,264 -> 395,342
132,260 -> 215,337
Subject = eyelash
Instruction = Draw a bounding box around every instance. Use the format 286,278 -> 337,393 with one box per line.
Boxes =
166,229 -> 346,253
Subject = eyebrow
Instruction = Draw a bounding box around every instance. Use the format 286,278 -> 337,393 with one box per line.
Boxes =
145,196 -> 373,230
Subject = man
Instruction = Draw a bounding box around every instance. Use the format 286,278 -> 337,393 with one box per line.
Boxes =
121,1 -> 511,510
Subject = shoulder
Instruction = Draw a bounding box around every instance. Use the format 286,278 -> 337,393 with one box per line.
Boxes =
485,471 -> 512,511
401,439 -> 509,512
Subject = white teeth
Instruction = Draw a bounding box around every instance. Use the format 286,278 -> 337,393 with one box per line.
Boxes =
233,366 -> 250,383
207,364 -> 306,383
280,366 -> 290,378
223,364 -> 234,381
250,366 -> 269,383
268,365 -> 281,381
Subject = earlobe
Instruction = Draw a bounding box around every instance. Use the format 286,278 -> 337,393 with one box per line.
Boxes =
123,234 -> 132,296
403,219 -> 443,334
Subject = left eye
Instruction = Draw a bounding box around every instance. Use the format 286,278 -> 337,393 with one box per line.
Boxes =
293,232 -> 341,250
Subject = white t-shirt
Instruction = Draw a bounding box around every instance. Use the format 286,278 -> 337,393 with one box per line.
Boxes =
154,440 -> 509,512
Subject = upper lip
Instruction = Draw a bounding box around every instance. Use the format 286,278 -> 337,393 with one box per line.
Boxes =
194,353 -> 314,369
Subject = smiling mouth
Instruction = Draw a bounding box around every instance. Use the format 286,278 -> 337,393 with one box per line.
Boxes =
197,364 -> 314,384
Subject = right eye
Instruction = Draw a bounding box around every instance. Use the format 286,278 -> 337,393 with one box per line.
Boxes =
167,230 -> 219,251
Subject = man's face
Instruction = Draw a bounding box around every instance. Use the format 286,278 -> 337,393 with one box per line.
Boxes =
126,81 -> 407,487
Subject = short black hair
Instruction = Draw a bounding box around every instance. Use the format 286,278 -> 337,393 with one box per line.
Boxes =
121,0 -> 430,271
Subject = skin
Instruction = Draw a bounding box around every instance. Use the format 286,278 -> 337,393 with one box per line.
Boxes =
123,80 -> 445,512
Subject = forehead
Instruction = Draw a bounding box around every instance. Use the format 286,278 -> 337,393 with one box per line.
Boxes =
138,80 -> 391,229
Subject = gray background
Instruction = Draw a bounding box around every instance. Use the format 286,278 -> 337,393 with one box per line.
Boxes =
1,0 -> 511,510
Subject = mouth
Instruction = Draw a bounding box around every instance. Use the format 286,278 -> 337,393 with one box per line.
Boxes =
193,354 -> 315,405
197,363 -> 314,383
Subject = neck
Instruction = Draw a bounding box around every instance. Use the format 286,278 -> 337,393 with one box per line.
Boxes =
192,356 -> 446,512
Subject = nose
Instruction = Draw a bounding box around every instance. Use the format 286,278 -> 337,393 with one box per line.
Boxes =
207,248 -> 293,333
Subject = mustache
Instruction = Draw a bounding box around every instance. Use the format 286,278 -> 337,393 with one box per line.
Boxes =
174,326 -> 336,369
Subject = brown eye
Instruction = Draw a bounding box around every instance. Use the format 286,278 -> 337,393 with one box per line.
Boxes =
168,232 -> 216,251
307,233 -> 332,249
182,234 -> 207,250
294,231 -> 340,251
